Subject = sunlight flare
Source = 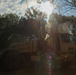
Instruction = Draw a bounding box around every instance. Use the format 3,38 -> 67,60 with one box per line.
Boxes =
39,1 -> 54,15
38,1 -> 55,23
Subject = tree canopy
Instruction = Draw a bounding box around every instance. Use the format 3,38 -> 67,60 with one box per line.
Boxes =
0,11 -> 46,50
0,0 -> 76,51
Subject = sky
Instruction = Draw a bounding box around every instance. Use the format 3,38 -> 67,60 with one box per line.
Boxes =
0,0 -> 28,16
0,0 -> 55,16
54,0 -> 76,16
0,0 -> 44,16
0,0 -> 76,16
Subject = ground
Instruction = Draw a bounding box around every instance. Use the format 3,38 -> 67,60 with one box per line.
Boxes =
0,64 -> 76,75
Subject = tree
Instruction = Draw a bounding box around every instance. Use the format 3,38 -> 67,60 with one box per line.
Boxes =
0,14 -> 20,49
24,7 -> 47,51
25,7 -> 46,38
65,0 -> 76,8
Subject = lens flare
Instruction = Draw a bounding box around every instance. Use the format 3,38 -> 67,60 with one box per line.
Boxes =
39,1 -> 54,15
38,1 -> 55,23
27,1 -> 55,22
